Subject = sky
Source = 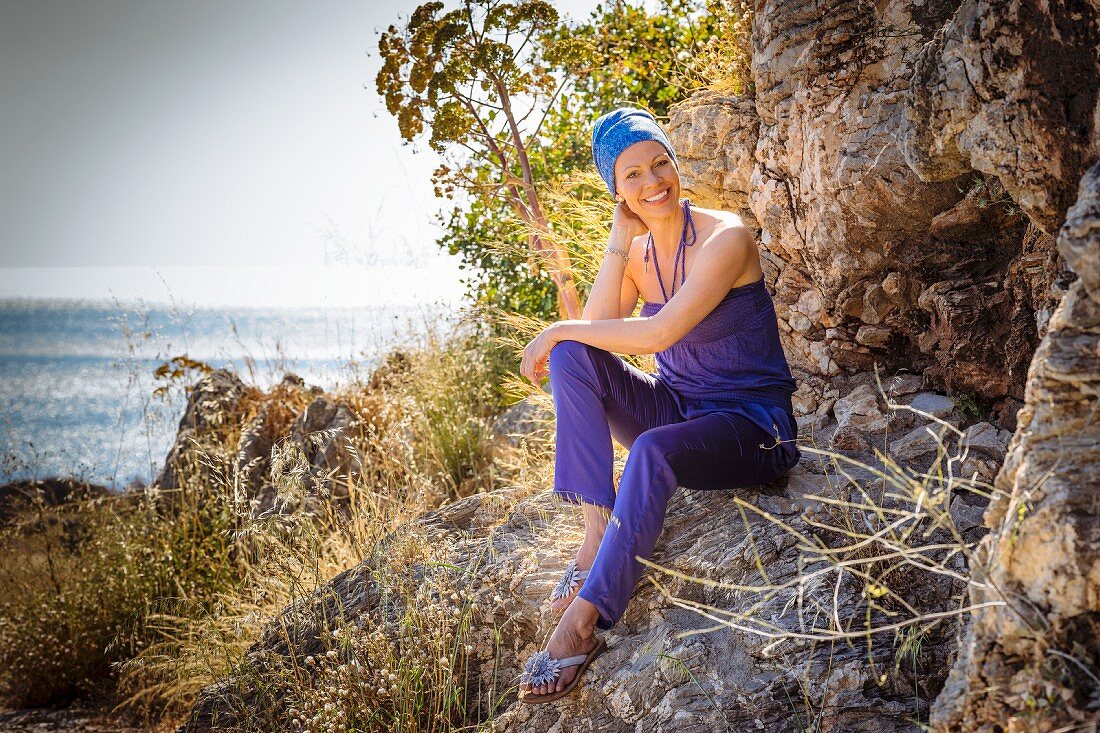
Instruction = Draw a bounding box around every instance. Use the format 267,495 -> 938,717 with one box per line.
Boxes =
0,0 -> 598,308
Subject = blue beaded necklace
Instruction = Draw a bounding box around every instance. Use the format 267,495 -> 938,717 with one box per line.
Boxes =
644,198 -> 697,304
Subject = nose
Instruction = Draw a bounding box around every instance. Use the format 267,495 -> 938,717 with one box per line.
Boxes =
641,168 -> 665,188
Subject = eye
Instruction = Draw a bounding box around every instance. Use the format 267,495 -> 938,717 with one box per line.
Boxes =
655,159 -> 668,167
626,171 -> 638,179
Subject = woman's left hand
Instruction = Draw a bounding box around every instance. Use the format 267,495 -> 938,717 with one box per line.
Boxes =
520,324 -> 561,387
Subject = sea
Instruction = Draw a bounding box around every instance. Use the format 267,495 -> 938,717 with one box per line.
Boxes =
0,298 -> 459,489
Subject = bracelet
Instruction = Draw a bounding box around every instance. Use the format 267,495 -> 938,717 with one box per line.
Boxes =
605,246 -> 630,263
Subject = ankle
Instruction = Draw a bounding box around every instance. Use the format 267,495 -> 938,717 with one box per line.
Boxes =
565,597 -> 600,634
578,529 -> 607,566
577,541 -> 605,569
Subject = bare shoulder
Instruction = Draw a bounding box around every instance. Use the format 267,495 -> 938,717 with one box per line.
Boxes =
690,206 -> 760,284
691,206 -> 756,251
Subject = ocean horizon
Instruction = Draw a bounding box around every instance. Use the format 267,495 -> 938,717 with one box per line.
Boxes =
0,297 -> 461,489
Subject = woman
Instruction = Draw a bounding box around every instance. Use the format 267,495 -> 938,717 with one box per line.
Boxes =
516,107 -> 800,704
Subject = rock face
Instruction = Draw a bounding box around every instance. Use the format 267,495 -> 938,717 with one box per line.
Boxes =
666,92 -> 761,228
285,396 -> 361,501
158,371 -> 363,515
898,0 -> 1100,234
931,162 -> 1100,732
667,0 -> 1090,422
181,457 -> 968,733
156,370 -> 250,493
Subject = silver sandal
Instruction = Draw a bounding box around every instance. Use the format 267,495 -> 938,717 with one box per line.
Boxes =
518,638 -> 607,704
549,560 -> 590,604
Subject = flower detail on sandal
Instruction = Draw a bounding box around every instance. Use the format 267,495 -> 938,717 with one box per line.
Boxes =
517,638 -> 608,704
520,650 -> 566,688
550,561 -> 589,603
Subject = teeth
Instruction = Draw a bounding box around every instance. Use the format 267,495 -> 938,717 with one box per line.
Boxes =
644,190 -> 668,203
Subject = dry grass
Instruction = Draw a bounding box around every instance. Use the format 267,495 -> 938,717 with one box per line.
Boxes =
696,0 -> 755,96
0,482 -> 242,709
0,309 -> 537,733
634,385 -> 1013,728
642,388 -> 1003,634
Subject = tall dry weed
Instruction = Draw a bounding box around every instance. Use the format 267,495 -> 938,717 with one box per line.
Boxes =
0,482 -> 241,708
112,314 -> 525,728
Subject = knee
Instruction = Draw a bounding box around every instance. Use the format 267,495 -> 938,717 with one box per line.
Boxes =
627,430 -> 677,471
548,339 -> 598,378
631,429 -> 667,456
622,431 -> 679,499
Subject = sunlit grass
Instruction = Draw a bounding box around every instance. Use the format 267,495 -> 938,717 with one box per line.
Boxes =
0,308 -> 535,733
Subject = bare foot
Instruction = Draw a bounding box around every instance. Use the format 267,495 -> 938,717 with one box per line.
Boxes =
521,597 -> 600,697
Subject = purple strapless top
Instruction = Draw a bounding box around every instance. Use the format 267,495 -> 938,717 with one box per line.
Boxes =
640,276 -> 798,446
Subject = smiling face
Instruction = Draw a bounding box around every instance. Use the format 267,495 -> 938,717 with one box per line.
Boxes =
613,140 -> 680,215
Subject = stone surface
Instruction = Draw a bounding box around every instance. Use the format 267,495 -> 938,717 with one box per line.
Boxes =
890,424 -> 950,464
959,422 -> 1012,460
898,0 -> 1100,234
883,372 -> 924,398
490,397 -> 554,449
181,476 -> 965,733
287,397 -> 361,500
908,392 -> 956,420
832,383 -> 890,435
932,162 -> 1100,732
667,92 -> 760,227
0,707 -> 141,733
663,0 -> 1078,409
156,369 -> 249,492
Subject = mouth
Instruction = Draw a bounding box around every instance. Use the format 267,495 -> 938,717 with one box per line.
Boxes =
641,188 -> 671,205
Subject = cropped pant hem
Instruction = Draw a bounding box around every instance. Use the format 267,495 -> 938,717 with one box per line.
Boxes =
552,487 -> 614,511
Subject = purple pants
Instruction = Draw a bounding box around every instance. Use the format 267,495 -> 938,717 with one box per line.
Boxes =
548,340 -> 797,630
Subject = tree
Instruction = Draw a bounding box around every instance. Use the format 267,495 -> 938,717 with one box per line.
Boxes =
376,0 -> 590,319
377,0 -> 748,319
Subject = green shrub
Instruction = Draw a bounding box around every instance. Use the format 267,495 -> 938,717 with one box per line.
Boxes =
0,484 -> 241,708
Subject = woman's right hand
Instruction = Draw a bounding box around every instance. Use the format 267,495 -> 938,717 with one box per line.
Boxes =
611,200 -> 649,243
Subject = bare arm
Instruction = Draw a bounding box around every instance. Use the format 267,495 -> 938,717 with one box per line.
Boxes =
582,201 -> 646,321
550,226 -> 756,354
581,231 -> 639,321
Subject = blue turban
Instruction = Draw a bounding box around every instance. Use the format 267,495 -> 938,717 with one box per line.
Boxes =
590,107 -> 678,199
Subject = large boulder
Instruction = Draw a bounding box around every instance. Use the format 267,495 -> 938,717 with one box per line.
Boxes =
898,0 -> 1100,234
664,0 -> 1083,416
156,370 -> 249,493
667,92 -> 761,227
179,452 -> 975,732
931,161 -> 1100,733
